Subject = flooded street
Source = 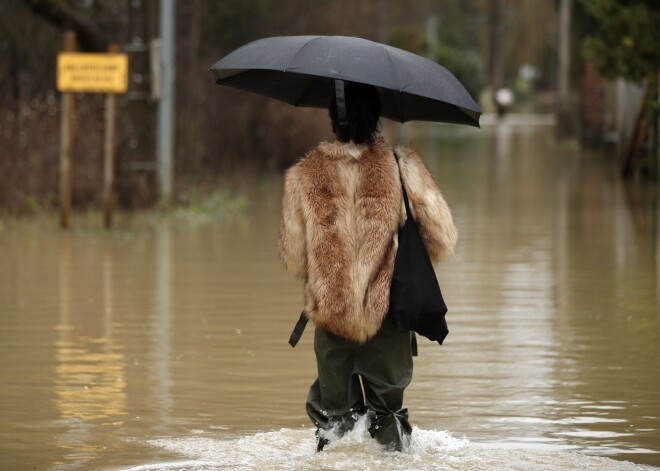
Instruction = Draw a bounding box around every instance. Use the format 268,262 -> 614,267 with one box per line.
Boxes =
1,121 -> 659,470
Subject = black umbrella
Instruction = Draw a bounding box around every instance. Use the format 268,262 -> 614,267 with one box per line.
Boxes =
210,35 -> 481,127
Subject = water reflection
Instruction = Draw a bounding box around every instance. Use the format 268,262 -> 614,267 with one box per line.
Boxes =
52,234 -> 127,468
54,237 -> 127,422
152,224 -> 173,424
53,336 -> 127,421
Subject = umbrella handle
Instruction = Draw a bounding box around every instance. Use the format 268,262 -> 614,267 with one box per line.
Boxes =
335,79 -> 348,127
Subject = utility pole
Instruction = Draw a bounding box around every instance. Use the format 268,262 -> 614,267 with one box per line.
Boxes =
489,0 -> 505,92
157,0 -> 175,205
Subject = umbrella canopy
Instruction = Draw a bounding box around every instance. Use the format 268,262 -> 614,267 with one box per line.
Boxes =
210,35 -> 481,127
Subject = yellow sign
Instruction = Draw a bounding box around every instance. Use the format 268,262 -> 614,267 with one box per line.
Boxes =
57,53 -> 128,94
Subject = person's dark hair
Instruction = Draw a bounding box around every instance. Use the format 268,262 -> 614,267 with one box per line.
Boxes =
329,82 -> 382,144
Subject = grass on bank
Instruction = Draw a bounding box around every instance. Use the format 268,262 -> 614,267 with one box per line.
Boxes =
0,187 -> 248,236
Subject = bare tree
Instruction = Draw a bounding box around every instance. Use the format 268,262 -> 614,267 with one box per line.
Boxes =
22,0 -> 108,50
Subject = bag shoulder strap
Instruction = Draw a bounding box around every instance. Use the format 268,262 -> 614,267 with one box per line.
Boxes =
394,149 -> 420,357
393,149 -> 412,219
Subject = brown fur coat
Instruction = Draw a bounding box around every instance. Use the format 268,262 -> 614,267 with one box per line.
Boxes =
279,137 -> 457,343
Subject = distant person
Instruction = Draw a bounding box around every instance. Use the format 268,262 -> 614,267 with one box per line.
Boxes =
279,81 -> 458,451
495,87 -> 514,117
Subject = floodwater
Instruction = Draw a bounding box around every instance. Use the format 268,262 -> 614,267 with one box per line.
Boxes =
1,119 -> 659,470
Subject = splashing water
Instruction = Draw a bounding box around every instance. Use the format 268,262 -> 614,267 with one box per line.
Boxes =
121,420 -> 653,471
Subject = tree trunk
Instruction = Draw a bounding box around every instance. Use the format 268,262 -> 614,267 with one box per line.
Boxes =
186,0 -> 202,176
557,0 -> 576,138
621,76 -> 656,178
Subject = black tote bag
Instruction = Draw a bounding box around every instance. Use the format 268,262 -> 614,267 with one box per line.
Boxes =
388,152 -> 449,345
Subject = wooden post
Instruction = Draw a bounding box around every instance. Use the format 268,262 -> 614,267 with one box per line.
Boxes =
59,31 -> 76,228
103,43 -> 119,229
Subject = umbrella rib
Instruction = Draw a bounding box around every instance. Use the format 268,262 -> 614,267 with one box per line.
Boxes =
382,47 -> 405,121
285,36 -> 321,72
293,76 -> 322,107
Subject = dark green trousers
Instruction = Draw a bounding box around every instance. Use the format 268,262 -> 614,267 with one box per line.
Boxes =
306,318 -> 414,450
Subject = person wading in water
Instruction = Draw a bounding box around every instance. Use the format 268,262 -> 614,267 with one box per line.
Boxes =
280,81 -> 458,451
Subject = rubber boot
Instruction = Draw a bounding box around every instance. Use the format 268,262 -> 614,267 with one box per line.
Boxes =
368,408 -> 412,451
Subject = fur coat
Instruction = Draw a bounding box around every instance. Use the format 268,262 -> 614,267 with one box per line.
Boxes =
279,137 -> 457,343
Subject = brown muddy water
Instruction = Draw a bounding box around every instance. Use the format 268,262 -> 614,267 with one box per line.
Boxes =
1,120 -> 659,471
